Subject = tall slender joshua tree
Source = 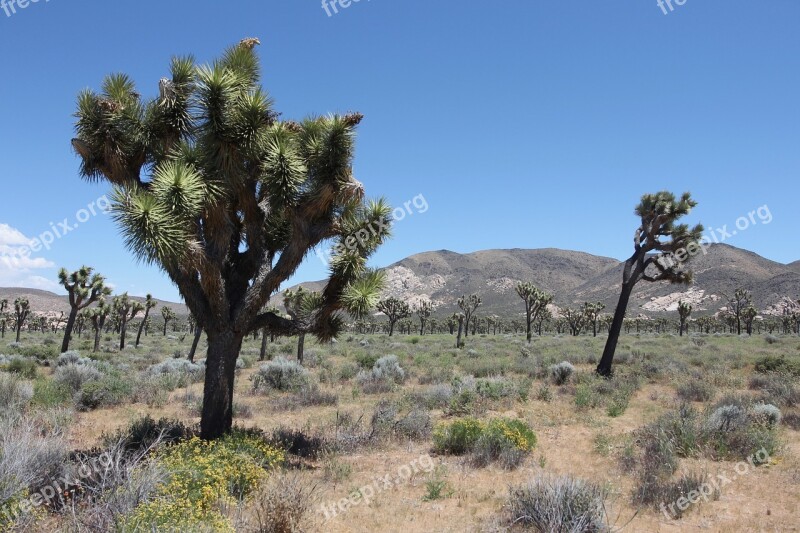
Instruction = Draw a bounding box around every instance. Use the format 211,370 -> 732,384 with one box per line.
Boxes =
160,306 -> 175,336
112,294 -> 143,350
416,300 -> 434,335
515,282 -> 552,343
135,294 -> 157,347
596,191 -> 703,376
677,300 -> 692,336
13,297 -> 30,343
88,299 -> 111,352
726,288 -> 752,336
72,39 -> 391,439
58,266 -> 112,352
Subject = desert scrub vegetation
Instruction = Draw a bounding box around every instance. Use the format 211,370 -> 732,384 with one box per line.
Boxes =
356,354 -> 406,392
121,431 -> 285,531
433,417 -> 536,469
506,475 -> 609,532
251,358 -> 311,393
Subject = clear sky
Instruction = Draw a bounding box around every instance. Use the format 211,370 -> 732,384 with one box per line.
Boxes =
1,0 -> 798,302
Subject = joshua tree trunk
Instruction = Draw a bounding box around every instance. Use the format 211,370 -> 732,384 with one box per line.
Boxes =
119,317 -> 129,350
297,333 -> 306,364
455,316 -> 464,349
60,308 -> 79,353
188,325 -> 202,363
597,280 -> 634,377
93,327 -> 101,352
259,327 -> 269,361
201,330 -> 243,440
135,310 -> 151,347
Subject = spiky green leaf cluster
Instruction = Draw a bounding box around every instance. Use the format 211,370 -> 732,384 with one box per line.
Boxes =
73,39 -> 389,340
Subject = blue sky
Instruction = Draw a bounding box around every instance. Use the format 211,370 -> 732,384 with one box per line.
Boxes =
1,0 -> 798,302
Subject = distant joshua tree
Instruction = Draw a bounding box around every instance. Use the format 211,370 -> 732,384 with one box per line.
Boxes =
58,266 -> 112,352
284,287 -> 323,364
561,307 -> 586,337
377,297 -> 411,337
726,288 -> 752,335
161,306 -> 176,336
87,299 -> 111,352
597,191 -> 703,377
742,305 -> 758,336
113,294 -> 144,350
515,282 -> 552,343
416,300 -> 434,335
135,294 -> 157,347
677,300 -> 692,336
0,299 -> 8,339
582,301 -> 605,337
457,294 -> 481,339
13,297 -> 30,343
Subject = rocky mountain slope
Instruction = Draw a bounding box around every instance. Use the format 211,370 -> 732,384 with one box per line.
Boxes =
282,244 -> 800,317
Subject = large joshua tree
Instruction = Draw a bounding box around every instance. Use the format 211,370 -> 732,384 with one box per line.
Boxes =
596,191 -> 703,376
72,39 -> 391,440
135,294 -> 157,347
58,266 -> 112,352
13,297 -> 30,343
515,282 -> 552,343
377,296 -> 411,337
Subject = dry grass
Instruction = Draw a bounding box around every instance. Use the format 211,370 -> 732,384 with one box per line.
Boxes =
5,331 -> 799,532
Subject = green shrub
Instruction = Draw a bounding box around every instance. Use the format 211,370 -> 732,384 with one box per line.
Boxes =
2,357 -> 38,379
75,375 -> 132,411
754,355 -> 800,376
433,417 -> 536,464
31,379 -> 72,407
432,417 -> 485,455
354,352 -> 379,369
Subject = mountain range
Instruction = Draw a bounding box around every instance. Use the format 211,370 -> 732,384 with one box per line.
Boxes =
3,244 -> 799,319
